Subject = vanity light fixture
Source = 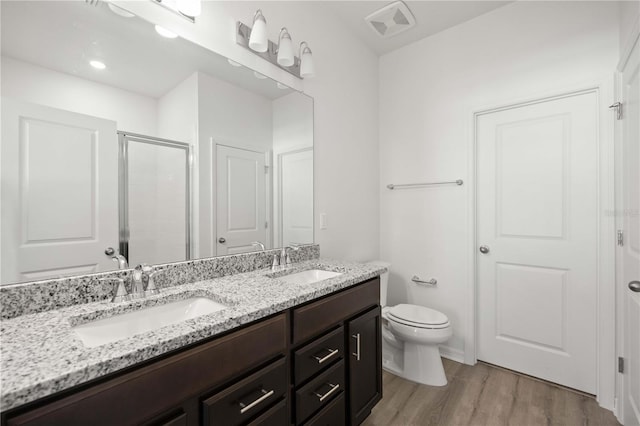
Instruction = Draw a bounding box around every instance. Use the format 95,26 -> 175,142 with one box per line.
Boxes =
299,42 -> 315,78
235,11 -> 314,79
176,0 -> 201,18
277,28 -> 294,67
248,10 -> 268,52
89,60 -> 106,70
155,25 -> 178,39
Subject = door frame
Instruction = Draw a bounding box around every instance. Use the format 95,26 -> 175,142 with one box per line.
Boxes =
614,20 -> 640,424
465,81 -> 617,409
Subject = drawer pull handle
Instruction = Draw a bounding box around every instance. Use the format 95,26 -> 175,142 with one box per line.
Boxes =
239,389 -> 274,414
352,333 -> 361,361
313,348 -> 339,364
314,383 -> 340,402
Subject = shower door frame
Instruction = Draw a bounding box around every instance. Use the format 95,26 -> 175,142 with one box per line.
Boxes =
118,131 -> 193,264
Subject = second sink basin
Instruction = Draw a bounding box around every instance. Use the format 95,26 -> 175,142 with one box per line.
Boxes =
277,269 -> 342,285
73,297 -> 228,348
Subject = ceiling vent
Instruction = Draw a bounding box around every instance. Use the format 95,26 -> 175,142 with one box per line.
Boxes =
365,1 -> 416,39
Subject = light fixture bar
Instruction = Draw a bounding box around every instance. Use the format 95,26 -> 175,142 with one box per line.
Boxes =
236,22 -> 302,79
151,0 -> 195,23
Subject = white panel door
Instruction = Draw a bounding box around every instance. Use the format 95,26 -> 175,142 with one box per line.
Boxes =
279,148 -> 313,247
216,145 -> 266,255
477,91 -> 598,393
620,39 -> 640,426
1,98 -> 118,284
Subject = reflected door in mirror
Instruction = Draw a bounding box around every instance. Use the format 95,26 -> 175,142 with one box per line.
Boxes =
216,145 -> 267,255
1,98 -> 118,284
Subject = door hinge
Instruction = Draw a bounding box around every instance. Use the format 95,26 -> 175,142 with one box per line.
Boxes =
619,357 -> 625,373
617,230 -> 624,247
265,221 -> 268,229
609,102 -> 623,120
264,165 -> 269,174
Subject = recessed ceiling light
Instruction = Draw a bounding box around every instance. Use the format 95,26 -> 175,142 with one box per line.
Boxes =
254,71 -> 268,79
89,60 -> 106,70
107,3 -> 135,18
155,25 -> 178,39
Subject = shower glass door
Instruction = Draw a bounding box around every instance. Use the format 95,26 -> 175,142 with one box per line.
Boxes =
119,132 -> 191,266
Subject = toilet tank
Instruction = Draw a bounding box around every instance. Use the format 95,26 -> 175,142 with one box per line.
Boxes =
368,260 -> 391,307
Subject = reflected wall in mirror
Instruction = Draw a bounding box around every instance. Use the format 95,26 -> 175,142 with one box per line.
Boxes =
0,1 -> 314,285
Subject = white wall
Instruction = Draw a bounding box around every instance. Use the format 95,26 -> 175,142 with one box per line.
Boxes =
619,0 -> 640,56
379,1 -> 619,361
1,56 -> 157,135
113,0 -> 380,262
273,93 -> 313,151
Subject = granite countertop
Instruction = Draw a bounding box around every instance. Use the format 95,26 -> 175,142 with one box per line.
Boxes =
0,259 -> 385,411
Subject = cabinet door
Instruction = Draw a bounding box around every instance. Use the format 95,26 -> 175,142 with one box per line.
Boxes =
347,306 -> 382,426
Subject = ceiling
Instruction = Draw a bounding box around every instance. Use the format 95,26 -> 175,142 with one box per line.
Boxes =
0,1 -> 294,100
325,1 -> 513,55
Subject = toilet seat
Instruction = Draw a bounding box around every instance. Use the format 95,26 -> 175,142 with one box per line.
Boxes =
387,304 -> 450,329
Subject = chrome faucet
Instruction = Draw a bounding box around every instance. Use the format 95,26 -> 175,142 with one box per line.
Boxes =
131,264 -> 153,299
280,245 -> 301,268
251,241 -> 266,251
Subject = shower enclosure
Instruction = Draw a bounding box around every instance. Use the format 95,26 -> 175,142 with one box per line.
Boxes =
118,132 -> 192,266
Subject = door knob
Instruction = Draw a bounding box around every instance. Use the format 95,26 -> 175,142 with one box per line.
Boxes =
629,281 -> 640,293
218,237 -> 226,244
479,245 -> 490,254
104,247 -> 115,256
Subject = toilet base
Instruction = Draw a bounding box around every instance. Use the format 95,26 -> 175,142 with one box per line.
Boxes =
382,334 -> 448,387
403,342 -> 448,386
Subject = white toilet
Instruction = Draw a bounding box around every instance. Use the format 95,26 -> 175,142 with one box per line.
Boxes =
370,261 -> 452,386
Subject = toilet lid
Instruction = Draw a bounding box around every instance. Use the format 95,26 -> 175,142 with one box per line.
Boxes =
388,304 -> 449,326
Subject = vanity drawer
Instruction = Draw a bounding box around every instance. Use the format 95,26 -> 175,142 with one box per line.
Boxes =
202,357 -> 287,426
303,393 -> 345,426
294,326 -> 344,386
292,278 -> 379,345
295,360 -> 345,425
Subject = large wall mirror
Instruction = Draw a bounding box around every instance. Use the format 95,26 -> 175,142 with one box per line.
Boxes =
0,1 -> 314,285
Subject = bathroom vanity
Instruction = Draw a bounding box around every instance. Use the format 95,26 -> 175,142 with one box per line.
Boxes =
0,254 -> 384,426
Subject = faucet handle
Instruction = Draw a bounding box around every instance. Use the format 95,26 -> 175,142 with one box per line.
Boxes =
105,278 -> 131,303
272,254 -> 280,270
144,271 -> 161,297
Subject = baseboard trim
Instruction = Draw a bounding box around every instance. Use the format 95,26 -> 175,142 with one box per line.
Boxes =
439,345 -> 465,364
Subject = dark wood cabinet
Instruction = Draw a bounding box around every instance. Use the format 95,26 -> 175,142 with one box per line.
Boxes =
347,307 -> 382,425
3,277 -> 382,426
290,277 -> 381,425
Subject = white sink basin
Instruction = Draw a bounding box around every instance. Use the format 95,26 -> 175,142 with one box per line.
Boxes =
73,297 -> 228,348
277,269 -> 342,285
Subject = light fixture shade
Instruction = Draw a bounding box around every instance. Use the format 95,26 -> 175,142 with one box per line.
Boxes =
177,0 -> 201,17
277,28 -> 294,67
248,10 -> 268,52
299,42 -> 315,78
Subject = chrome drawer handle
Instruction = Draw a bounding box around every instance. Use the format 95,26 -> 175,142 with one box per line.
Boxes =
313,348 -> 339,364
239,389 -> 274,414
314,383 -> 340,402
352,333 -> 361,361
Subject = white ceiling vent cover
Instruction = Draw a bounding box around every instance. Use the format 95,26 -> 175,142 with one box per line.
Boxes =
365,1 -> 416,39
